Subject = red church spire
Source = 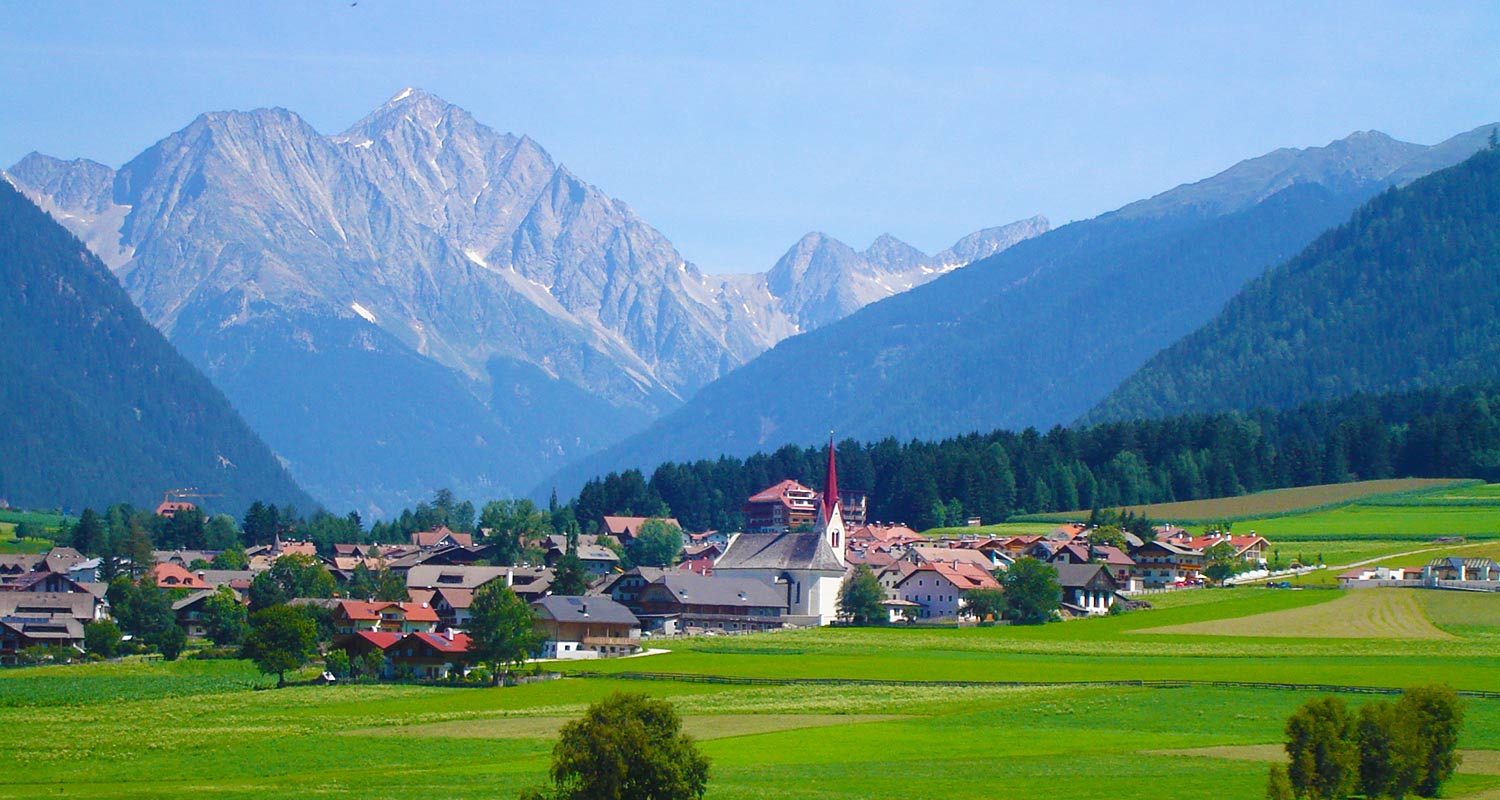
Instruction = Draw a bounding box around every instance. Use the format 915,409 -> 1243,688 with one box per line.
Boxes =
822,433 -> 839,520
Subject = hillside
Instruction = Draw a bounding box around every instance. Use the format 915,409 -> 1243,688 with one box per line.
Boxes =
0,180 -> 314,516
6,89 -> 1043,515
1087,144 -> 1500,424
544,125 -> 1499,497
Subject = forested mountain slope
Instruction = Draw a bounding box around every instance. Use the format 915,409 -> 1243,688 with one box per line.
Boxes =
1088,144 -> 1500,424
0,180 -> 314,515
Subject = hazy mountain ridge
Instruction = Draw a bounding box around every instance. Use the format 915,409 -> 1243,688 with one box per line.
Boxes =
6,88 -> 1044,514
541,124 -> 1499,498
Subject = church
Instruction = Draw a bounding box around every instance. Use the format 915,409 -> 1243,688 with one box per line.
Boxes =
714,438 -> 850,626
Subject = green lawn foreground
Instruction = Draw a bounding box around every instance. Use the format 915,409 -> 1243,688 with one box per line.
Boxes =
5,657 -> 1500,800
8,588 -> 1500,798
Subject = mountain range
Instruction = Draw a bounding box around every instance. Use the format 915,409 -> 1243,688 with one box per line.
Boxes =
543,124 -> 1499,498
6,89 -> 1045,516
0,178 -> 313,515
1085,145 -> 1500,424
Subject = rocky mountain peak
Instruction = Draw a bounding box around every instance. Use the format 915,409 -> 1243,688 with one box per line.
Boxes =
862,233 -> 928,273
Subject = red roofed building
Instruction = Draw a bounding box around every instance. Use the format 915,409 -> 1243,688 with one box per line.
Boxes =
410,526 -> 473,550
1178,534 -> 1269,564
154,563 -> 211,590
333,600 -> 441,635
388,630 -> 472,679
743,480 -> 819,533
154,500 -> 196,518
597,516 -> 685,545
891,561 -> 1000,619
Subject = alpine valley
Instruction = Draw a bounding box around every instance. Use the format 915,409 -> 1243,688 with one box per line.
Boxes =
5,89 -> 1047,516
543,123 -> 1500,498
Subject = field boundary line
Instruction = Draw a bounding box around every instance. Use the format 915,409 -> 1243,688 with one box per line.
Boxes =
567,670 -> 1500,700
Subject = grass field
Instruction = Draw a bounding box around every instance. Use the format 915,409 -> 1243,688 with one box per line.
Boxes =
1024,478 -> 1471,524
7,586 -> 1500,798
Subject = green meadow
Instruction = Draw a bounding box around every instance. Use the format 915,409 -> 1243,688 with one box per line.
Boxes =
8,588 -> 1500,799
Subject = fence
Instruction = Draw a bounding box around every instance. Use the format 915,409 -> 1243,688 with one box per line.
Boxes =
567,670 -> 1500,700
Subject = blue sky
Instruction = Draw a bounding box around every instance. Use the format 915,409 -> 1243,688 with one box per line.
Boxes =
3,2 -> 1498,272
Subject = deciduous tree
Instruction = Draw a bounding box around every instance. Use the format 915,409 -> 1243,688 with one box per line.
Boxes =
467,581 -> 542,682
242,605 -> 318,687
525,692 -> 710,800
1001,558 -> 1060,625
1285,696 -> 1357,800
837,564 -> 885,625
627,519 -> 683,568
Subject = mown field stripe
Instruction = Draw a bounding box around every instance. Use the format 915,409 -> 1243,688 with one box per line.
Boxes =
567,671 -> 1500,699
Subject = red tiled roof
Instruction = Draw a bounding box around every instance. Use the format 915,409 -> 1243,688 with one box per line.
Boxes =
336,600 -> 441,623
153,563 -> 210,589
407,631 -> 472,654
411,527 -> 474,548
352,631 -> 403,650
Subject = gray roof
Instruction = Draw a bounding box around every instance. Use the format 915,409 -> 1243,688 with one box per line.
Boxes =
171,589 -> 219,611
716,532 -> 843,572
0,592 -> 102,620
532,595 -> 639,626
1053,563 -> 1119,591
643,572 -> 787,609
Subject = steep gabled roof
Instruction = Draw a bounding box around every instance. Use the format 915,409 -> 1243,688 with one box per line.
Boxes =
1053,563 -> 1120,592
640,572 -> 788,609
716,531 -> 843,573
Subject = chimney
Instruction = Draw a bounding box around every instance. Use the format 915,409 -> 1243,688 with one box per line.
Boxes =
506,569 -> 514,587
444,627 -> 455,641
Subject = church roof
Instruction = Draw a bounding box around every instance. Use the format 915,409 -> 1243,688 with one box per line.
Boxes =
716,531 -> 844,573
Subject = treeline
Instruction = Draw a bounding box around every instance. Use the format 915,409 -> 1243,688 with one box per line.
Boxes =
568,382 -> 1500,531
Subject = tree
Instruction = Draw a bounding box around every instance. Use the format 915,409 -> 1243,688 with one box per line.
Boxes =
527,692 -> 710,800
552,549 -> 591,596
627,519 -> 683,568
83,619 -> 122,657
1203,541 -> 1238,585
156,622 -> 187,661
248,553 -> 336,611
1285,696 -> 1357,800
211,544 -> 248,570
202,586 -> 249,646
1001,558 -> 1060,625
837,565 -> 885,625
1357,698 -> 1417,800
203,514 -> 241,550
1398,684 -> 1464,797
70,508 -> 105,555
963,588 -> 1006,622
1265,763 -> 1294,800
467,581 -> 542,682
242,605 -> 318,687
324,649 -> 351,679
1089,524 -> 1125,550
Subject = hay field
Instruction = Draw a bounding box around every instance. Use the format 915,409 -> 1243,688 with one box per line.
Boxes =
1134,589 -> 1454,639
1029,478 -> 1466,523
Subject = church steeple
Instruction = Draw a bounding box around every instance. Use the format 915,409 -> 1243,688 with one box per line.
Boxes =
821,434 -> 846,567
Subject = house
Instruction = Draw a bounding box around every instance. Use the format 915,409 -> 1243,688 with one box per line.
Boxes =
152,549 -> 217,567
1048,543 -> 1092,565
689,530 -> 731,547
890,561 -> 999,619
532,596 -> 641,659
597,516 -> 684,545
1338,566 -> 1424,588
332,600 -> 441,635
1424,557 -> 1500,582
155,499 -> 196,518
1092,546 -> 1140,592
172,590 -> 221,638
386,630 -> 472,679
334,630 -> 404,676
410,526 -> 473,550
1054,563 -> 1121,616
154,563 -> 212,591
742,480 -> 820,533
0,592 -> 106,663
598,567 -> 671,611
634,572 -> 788,633
542,536 -> 621,576
683,542 -> 724,562
1130,540 -> 1206,588
1178,534 -> 1270,565
905,545 -> 1005,572
406,564 -> 553,602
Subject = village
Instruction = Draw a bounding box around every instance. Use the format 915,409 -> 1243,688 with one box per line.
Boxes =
3,447 -> 1495,676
